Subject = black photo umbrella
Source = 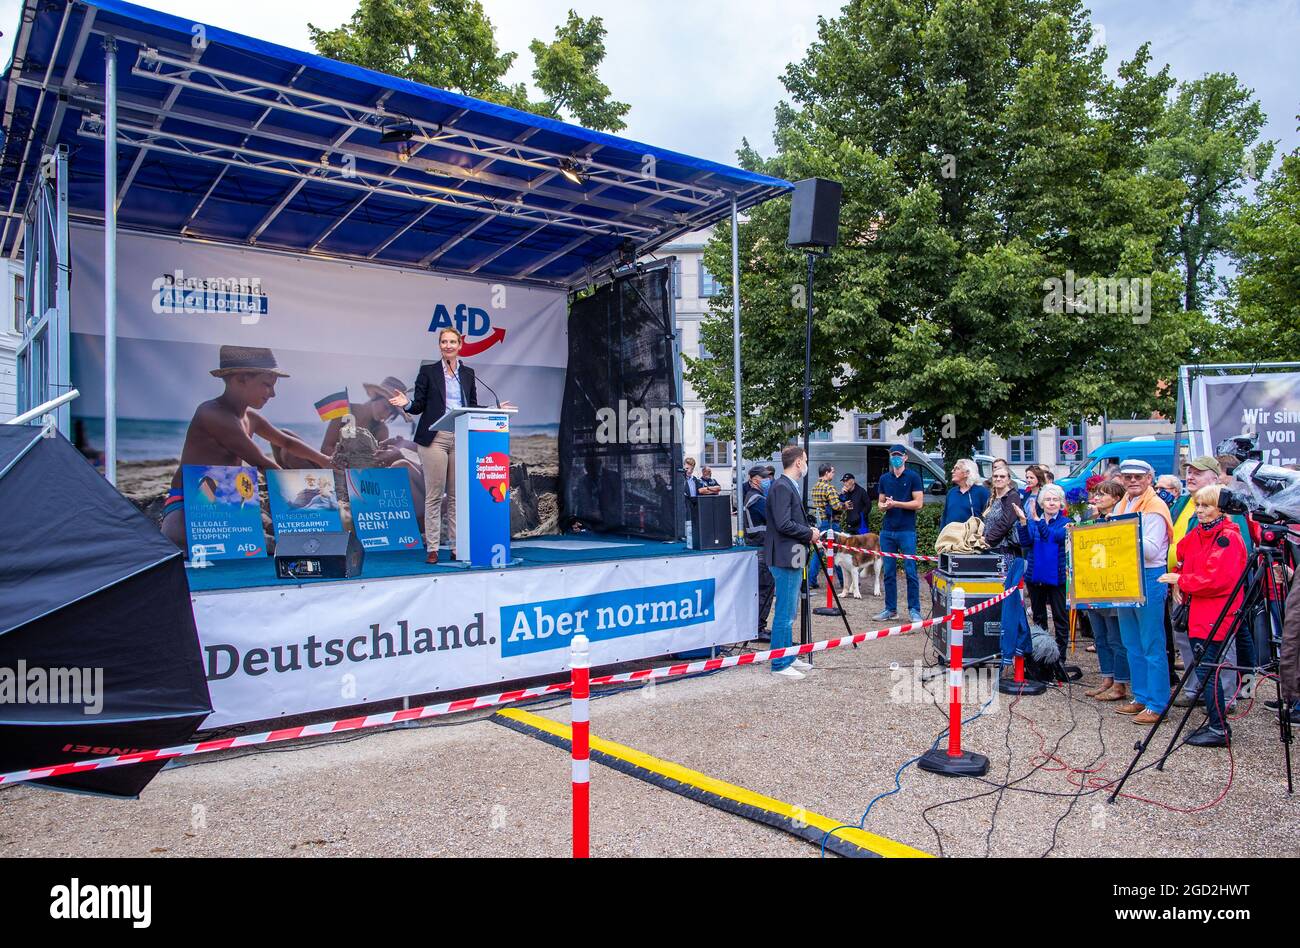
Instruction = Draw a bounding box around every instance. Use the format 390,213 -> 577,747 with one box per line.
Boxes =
0,426 -> 212,797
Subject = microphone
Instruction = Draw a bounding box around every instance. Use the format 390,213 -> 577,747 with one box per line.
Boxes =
476,372 -> 504,409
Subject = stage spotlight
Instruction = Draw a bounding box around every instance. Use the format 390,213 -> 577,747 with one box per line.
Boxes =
396,141 -> 412,163
380,120 -> 416,144
559,159 -> 585,185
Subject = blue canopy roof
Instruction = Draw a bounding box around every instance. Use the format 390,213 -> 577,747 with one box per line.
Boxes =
0,0 -> 790,288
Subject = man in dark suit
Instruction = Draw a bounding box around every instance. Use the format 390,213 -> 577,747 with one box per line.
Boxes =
389,328 -> 481,563
763,444 -> 820,678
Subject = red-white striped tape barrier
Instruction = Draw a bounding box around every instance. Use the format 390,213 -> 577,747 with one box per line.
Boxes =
0,586 -> 1022,788
817,537 -> 940,563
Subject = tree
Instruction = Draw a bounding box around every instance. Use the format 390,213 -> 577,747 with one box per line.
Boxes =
309,0 -> 630,131
688,0 -> 1198,465
1148,74 -> 1274,313
1221,124 -> 1300,360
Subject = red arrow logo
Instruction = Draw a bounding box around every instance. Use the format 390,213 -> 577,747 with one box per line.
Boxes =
459,326 -> 506,356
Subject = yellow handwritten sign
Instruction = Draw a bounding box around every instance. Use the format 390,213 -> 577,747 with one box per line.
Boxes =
1068,517 -> 1145,608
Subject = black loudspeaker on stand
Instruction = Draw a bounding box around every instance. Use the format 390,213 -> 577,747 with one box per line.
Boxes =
275,531 -> 365,580
787,178 -> 843,248
689,494 -> 732,550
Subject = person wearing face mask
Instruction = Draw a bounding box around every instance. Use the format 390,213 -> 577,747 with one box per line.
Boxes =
763,445 -> 820,678
1158,484 -> 1248,747
742,466 -> 775,640
874,444 -> 925,623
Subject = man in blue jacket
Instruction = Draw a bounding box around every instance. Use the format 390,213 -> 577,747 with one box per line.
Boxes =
874,444 -> 925,623
762,445 -> 819,678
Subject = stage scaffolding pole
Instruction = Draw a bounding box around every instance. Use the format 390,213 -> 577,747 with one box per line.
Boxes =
104,36 -> 119,485
730,195 -> 743,536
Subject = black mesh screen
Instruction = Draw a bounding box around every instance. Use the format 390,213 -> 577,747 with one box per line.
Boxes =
559,265 -> 682,539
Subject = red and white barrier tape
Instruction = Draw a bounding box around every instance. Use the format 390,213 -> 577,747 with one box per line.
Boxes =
817,538 -> 940,563
0,584 -> 1023,788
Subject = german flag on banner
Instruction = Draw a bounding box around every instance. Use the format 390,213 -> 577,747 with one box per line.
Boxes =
314,389 -> 349,421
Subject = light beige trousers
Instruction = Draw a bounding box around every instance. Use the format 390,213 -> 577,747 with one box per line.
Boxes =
417,431 -> 456,551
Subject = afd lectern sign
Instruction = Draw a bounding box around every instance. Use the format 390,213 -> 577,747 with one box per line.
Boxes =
436,407 -> 516,567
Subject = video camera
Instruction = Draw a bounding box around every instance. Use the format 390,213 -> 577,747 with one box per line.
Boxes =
1215,434 -> 1300,525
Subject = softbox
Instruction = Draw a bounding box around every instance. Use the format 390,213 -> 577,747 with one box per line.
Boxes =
0,427 -> 212,797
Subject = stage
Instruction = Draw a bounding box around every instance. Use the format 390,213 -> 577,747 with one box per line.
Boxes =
187,536 -> 757,728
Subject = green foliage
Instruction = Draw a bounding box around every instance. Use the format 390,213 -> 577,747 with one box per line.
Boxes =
1221,130 -> 1300,361
688,0 -> 1203,467
1148,73 -> 1274,312
864,503 -> 944,556
309,0 -> 629,131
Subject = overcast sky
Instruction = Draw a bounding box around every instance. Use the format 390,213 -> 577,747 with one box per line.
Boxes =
0,0 -> 1295,169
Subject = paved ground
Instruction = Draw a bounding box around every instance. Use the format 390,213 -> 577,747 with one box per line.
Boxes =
4,576 -> 1299,858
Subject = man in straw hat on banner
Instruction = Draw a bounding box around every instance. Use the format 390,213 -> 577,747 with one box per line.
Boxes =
160,345 -> 333,547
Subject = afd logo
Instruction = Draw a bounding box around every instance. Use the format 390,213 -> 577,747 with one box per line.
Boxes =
429,303 -> 506,356
500,579 -> 715,657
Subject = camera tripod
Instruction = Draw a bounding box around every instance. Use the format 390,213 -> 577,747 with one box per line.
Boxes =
1109,524 -> 1297,800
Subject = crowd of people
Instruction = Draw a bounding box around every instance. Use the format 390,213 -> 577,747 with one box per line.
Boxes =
750,441 -> 1297,749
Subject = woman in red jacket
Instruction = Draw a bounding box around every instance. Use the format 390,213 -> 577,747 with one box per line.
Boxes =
1158,484 -> 1248,747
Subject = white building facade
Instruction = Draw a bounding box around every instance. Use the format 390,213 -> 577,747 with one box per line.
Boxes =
658,227 -> 1171,490
0,262 -> 23,420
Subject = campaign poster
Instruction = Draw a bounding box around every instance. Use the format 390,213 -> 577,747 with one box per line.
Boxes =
346,467 -> 421,551
181,464 -> 266,560
266,470 -> 344,536
1193,372 -> 1300,465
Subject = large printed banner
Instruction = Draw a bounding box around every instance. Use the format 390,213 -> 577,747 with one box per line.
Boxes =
182,464 -> 265,560
346,468 -> 421,550
267,469 -> 344,536
191,551 -> 758,727
1192,372 -> 1300,466
68,225 -> 568,538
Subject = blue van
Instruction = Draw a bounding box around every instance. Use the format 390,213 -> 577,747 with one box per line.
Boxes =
1056,439 -> 1185,495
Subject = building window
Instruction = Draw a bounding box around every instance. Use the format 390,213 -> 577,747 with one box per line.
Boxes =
1008,430 -> 1036,464
1057,422 -> 1085,461
698,339 -> 713,359
12,273 -> 24,334
810,429 -> 833,442
909,428 -> 927,453
699,262 -> 721,298
671,259 -> 681,299
855,413 -> 884,441
702,415 -> 732,466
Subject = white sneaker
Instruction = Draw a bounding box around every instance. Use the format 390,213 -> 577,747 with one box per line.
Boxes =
792,658 -> 812,670
773,667 -> 805,679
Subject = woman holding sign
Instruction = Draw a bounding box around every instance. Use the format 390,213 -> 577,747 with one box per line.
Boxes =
1084,480 -> 1131,703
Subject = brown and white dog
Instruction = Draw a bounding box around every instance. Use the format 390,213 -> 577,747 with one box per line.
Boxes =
830,532 -> 882,599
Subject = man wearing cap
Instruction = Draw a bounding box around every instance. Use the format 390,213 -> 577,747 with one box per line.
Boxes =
874,444 -> 925,623
161,346 -> 332,548
839,472 -> 873,535
742,466 -> 775,639
1112,458 -> 1175,724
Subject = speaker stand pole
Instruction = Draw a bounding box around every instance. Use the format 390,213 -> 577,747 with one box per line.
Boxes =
799,250 -> 820,656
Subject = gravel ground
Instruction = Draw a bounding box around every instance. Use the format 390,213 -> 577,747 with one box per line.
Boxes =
4,574 -> 1299,858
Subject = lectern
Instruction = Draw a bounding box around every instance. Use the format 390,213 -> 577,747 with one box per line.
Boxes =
431,406 -> 518,567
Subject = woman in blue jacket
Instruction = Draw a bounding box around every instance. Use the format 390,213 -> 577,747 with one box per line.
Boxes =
1015,482 -> 1073,656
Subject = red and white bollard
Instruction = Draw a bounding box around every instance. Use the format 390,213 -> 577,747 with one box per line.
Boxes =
813,532 -> 843,617
919,587 -> 989,777
570,634 -> 591,858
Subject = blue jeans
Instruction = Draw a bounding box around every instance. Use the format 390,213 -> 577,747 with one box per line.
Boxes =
1092,609 -> 1130,684
1192,638 -> 1230,733
1117,567 -> 1170,712
769,566 -> 802,672
999,562 -> 1032,667
880,529 -> 919,613
808,520 -> 843,586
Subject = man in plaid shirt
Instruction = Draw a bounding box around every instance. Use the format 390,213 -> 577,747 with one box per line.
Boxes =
808,463 -> 843,589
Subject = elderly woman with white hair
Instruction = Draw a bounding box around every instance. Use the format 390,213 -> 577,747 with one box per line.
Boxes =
940,458 -> 991,531
1014,482 -> 1074,658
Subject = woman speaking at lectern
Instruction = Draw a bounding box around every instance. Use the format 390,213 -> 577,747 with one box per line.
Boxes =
388,327 -> 480,564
